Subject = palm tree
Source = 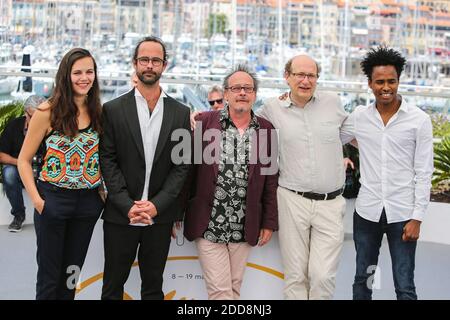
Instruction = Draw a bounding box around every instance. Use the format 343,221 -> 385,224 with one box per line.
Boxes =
0,101 -> 24,135
433,136 -> 450,187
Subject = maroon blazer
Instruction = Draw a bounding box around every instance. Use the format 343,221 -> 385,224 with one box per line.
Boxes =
183,111 -> 278,246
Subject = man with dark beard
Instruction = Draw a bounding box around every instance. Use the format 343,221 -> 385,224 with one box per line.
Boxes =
100,36 -> 191,300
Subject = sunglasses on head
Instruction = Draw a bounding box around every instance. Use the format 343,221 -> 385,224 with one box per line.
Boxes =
208,98 -> 223,106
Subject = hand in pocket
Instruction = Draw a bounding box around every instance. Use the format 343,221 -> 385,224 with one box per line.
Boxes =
35,199 -> 45,215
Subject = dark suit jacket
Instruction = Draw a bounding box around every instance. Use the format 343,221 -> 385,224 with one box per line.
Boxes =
183,111 -> 279,246
99,89 -> 191,225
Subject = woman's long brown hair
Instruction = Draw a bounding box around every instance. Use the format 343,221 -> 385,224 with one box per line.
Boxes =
48,48 -> 102,137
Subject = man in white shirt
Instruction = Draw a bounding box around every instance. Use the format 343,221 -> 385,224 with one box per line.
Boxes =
341,46 -> 434,300
100,37 -> 191,300
190,55 -> 352,299
258,55 -> 352,300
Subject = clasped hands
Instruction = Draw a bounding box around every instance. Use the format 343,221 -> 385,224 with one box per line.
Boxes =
128,200 -> 157,225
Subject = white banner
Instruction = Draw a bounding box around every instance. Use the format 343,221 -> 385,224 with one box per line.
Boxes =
75,221 -> 284,300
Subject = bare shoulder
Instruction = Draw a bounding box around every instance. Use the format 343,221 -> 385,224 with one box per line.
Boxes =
31,102 -> 52,129
35,102 -> 51,118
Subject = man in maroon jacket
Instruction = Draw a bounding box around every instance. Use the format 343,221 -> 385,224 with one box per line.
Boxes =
184,65 -> 279,300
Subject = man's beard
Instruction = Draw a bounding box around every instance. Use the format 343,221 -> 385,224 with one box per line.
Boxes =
234,107 -> 246,113
233,101 -> 251,114
137,70 -> 161,86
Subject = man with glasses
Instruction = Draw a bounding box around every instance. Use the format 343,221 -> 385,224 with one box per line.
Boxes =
100,36 -> 191,300
184,65 -> 278,299
258,54 -> 352,300
0,95 -> 46,232
189,55 -> 351,299
207,85 -> 225,111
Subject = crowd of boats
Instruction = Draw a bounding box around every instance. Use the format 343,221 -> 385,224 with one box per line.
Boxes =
0,34 -> 449,114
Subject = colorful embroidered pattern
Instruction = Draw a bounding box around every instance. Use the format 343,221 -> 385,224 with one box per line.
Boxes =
39,127 -> 101,189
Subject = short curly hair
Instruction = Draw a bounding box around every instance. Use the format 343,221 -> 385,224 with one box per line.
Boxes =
361,46 -> 406,81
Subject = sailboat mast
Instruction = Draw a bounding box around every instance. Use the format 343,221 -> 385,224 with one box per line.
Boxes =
341,0 -> 349,79
231,0 -> 236,68
278,0 -> 283,77
319,0 -> 324,74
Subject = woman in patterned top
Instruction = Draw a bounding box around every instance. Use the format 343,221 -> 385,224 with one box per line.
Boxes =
18,48 -> 103,300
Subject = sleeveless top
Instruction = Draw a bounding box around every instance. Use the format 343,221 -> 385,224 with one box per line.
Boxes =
39,126 -> 101,189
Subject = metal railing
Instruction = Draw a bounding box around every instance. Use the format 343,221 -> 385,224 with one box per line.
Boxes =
1,67 -> 450,101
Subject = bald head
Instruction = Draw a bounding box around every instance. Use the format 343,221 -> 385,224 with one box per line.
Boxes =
284,55 -> 320,76
284,55 -> 320,106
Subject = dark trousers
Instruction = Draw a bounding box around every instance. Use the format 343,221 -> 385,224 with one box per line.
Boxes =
2,165 -> 25,219
34,181 -> 103,300
101,221 -> 173,300
353,210 -> 417,300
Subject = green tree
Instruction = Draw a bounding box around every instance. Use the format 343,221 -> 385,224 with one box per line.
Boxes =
433,136 -> 450,188
431,113 -> 450,138
0,101 -> 24,135
0,101 -> 25,183
207,13 -> 228,37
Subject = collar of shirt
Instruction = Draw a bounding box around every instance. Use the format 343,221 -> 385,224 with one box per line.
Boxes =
369,95 -> 410,115
219,106 -> 260,130
282,91 -> 318,108
134,87 -> 167,111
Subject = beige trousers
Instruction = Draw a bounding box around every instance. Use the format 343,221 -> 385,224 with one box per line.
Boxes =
195,238 -> 252,300
277,186 -> 346,300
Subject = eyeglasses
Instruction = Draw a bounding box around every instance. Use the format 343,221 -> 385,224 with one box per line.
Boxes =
290,72 -> 318,81
226,86 -> 255,93
136,56 -> 165,67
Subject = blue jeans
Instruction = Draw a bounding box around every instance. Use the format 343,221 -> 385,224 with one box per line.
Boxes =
353,210 -> 417,300
2,165 -> 25,219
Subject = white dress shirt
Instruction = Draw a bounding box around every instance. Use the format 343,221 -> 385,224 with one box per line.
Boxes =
131,88 -> 165,226
258,91 -> 351,193
341,98 -> 434,223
